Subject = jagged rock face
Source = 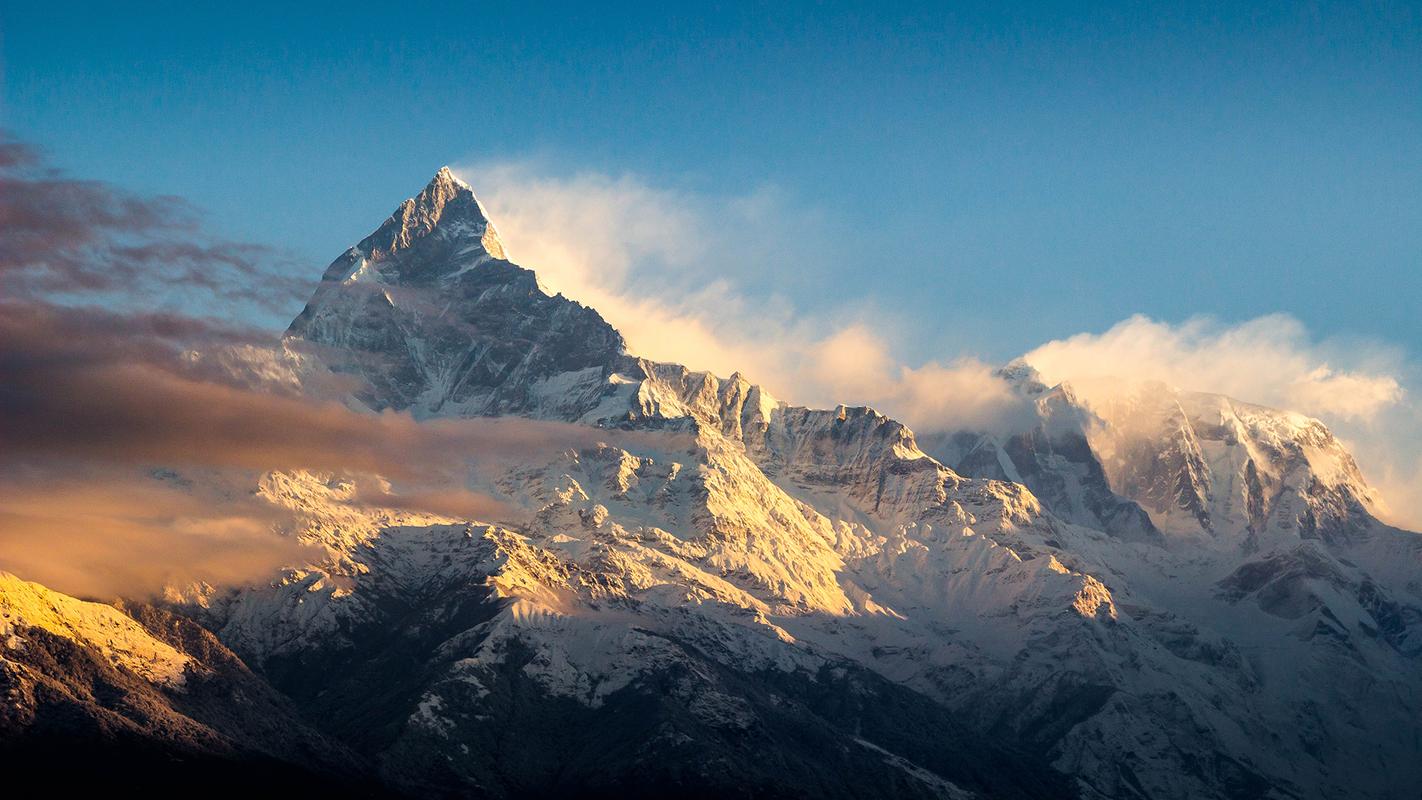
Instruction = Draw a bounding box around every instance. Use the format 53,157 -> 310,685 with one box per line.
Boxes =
191,472 -> 1072,799
11,170 -> 1422,799
1088,385 -> 1382,549
1218,542 -> 1422,656
924,381 -> 1161,545
925,371 -> 1422,799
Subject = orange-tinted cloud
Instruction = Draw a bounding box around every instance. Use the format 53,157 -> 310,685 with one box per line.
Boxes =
0,300 -> 665,598
0,465 -> 315,601
0,300 -> 616,479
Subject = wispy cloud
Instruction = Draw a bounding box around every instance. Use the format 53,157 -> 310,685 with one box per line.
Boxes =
1024,314 -> 1406,423
0,467 -> 315,601
0,302 -> 612,478
0,130 -> 311,322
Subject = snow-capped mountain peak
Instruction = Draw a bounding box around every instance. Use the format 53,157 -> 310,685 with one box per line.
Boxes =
332,166 -> 508,282
383,166 -> 504,259
284,170 -> 627,415
434,164 -> 469,189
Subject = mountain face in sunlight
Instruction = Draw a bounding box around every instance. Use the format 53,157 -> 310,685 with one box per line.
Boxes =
5,171 -> 1420,800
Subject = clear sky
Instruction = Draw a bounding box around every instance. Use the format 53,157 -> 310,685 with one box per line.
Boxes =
2,1 -> 1419,363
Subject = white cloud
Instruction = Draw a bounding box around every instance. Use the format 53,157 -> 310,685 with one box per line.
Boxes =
1024,314 -> 1405,422
462,161 -> 1033,434
1024,314 -> 1421,528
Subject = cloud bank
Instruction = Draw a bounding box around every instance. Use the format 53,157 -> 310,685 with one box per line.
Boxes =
0,467 -> 316,602
1024,314 -> 1406,423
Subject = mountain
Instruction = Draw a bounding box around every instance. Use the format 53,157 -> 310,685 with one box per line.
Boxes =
0,572 -> 375,794
1087,381 -> 1385,548
921,369 -> 1162,545
6,169 -> 1420,799
284,167 -> 628,419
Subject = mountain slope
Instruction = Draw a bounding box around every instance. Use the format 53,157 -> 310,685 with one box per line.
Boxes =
0,572 -> 373,793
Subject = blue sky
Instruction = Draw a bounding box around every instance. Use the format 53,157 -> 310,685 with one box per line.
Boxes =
2,0 -> 1419,363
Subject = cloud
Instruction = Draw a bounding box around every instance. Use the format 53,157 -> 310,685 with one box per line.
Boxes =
0,130 -> 311,322
0,298 -> 666,598
1024,314 -> 1406,423
0,465 -> 316,601
0,301 -> 617,478
463,161 -> 817,382
1022,313 -> 1422,529
789,323 -> 1034,433
460,160 -> 1024,433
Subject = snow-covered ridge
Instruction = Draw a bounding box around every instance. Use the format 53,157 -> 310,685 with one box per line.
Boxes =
0,572 -> 191,686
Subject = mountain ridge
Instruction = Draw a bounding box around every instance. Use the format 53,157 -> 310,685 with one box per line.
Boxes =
5,168 -> 1420,800
268,169 -> 1422,799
